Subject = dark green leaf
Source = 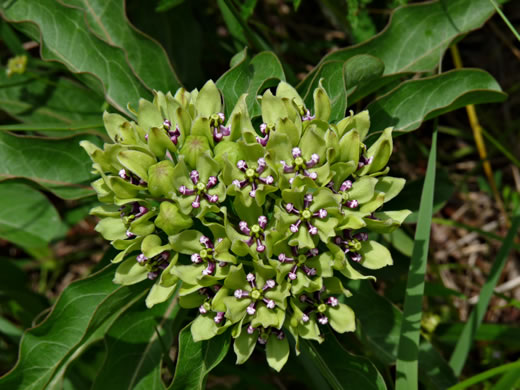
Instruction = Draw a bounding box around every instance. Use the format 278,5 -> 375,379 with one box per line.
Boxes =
58,0 -> 181,94
0,68 -> 104,133
0,265 -> 150,390
168,326 -> 230,390
1,0 -> 152,115
0,133 -> 101,199
217,50 -> 285,118
299,0 -> 499,92
0,182 -> 66,248
300,335 -> 387,390
92,296 -> 181,390
368,70 -> 506,134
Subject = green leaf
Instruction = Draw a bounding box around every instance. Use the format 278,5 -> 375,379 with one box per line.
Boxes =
168,326 -> 230,390
216,51 -> 285,118
266,335 -> 289,372
0,133 -> 100,199
0,182 -> 67,248
396,129 -> 437,390
368,70 -> 506,134
59,0 -> 181,94
449,208 -> 520,376
1,0 -> 152,115
91,297 -> 180,390
300,334 -> 387,390
0,69 -> 104,131
299,0 -> 500,92
0,265 -> 150,390
359,240 -> 393,270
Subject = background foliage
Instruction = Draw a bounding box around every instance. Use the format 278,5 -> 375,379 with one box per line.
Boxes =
0,0 -> 519,389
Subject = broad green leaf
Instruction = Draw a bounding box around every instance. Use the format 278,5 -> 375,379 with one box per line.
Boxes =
168,326 -> 230,390
299,0 -> 499,92
449,209 -> 520,376
368,70 -> 506,134
216,50 -> 285,118
0,265 -> 151,390
0,133 -> 100,199
1,0 -> 152,115
59,0 -> 181,94
91,296 -> 181,390
396,129 -> 437,390
0,69 -> 104,132
300,335 -> 387,390
0,182 -> 67,248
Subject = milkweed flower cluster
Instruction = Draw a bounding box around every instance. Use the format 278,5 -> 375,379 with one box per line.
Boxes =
81,80 -> 410,371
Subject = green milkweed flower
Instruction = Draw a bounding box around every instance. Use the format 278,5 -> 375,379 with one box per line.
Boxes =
81,79 -> 410,371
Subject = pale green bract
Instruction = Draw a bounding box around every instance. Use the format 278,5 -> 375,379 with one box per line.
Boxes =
81,80 -> 410,371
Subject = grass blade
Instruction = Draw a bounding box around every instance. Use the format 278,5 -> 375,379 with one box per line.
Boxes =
395,128 -> 438,390
448,360 -> 520,390
449,207 -> 520,375
488,0 -> 520,42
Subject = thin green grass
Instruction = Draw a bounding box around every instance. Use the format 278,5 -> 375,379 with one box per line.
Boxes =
395,128 -> 438,390
448,360 -> 520,390
488,0 -> 520,42
449,208 -> 520,375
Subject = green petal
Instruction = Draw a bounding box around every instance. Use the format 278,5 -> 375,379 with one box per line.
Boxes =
191,314 -> 220,342
141,234 -> 168,258
155,202 -> 193,236
195,80 -> 222,117
328,303 -> 356,333
234,327 -> 257,364
171,264 -> 204,285
179,136 -> 212,169
179,291 -> 205,309
337,130 -> 360,165
113,257 -> 148,285
358,127 -> 393,175
288,226 -> 315,249
276,117 -> 301,147
375,176 -> 406,203
103,111 -> 129,143
169,230 -> 203,254
330,162 -> 357,188
324,277 -> 351,296
138,98 -> 163,130
265,282 -> 291,309
336,110 -> 370,140
299,126 -> 326,160
224,264 -> 249,290
223,296 -> 251,323
266,334 -> 290,372
276,81 -> 304,107
261,90 -> 287,125
251,306 -> 284,329
348,176 -> 378,203
359,240 -> 393,269
212,287 -> 230,312
145,282 -> 177,308
148,160 -> 176,198
95,217 -> 127,241
313,79 -> 331,122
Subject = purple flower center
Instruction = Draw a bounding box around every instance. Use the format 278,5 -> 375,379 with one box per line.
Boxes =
178,169 -> 219,210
